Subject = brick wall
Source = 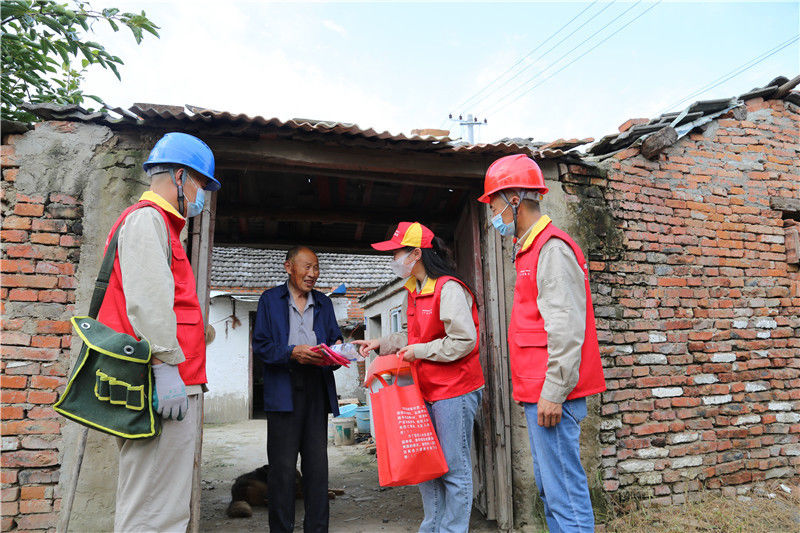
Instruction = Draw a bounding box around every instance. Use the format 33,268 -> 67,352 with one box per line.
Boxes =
1,132 -> 84,531
583,97 -> 800,503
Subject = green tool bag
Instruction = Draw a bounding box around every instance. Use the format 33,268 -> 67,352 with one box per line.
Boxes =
53,226 -> 161,439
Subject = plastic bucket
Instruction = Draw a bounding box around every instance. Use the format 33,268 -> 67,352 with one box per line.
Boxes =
333,417 -> 356,445
336,403 -> 358,418
354,406 -> 370,433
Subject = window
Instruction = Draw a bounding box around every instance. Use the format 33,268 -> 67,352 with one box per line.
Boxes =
389,307 -> 403,333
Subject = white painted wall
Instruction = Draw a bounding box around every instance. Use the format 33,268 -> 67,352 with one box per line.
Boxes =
204,293 -> 258,423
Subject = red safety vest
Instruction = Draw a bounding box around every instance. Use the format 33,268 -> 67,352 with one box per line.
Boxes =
97,195 -> 207,386
509,216 -> 605,403
406,276 -> 485,402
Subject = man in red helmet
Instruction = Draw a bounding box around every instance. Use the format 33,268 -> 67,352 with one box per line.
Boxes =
479,154 -> 605,532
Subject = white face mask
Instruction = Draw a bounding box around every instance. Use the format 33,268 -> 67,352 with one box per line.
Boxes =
390,251 -> 415,278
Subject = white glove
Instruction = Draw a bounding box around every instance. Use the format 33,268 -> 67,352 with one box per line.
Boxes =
152,363 -> 188,420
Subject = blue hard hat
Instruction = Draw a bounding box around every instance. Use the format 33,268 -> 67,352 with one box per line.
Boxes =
143,132 -> 220,191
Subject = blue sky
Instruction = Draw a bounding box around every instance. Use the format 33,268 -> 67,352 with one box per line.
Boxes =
82,1 -> 799,144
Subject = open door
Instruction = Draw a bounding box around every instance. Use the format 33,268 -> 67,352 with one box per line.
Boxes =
454,202 -> 514,530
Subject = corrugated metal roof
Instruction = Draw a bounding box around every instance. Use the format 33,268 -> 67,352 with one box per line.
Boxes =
589,75 -> 800,157
211,247 -> 396,291
21,102 -> 590,160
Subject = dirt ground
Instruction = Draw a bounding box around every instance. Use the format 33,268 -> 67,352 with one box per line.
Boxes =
200,420 -> 498,532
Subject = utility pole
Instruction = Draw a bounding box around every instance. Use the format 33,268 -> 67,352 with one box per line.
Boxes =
448,113 -> 487,144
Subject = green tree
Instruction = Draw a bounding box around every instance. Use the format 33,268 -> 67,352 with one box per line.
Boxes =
1,0 -> 159,122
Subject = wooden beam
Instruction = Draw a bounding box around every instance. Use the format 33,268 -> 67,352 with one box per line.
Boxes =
214,239 -> 384,254
215,207 -> 455,225
216,160 -> 479,190
206,135 -> 495,179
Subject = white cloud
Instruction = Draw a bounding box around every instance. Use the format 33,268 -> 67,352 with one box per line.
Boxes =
322,20 -> 348,38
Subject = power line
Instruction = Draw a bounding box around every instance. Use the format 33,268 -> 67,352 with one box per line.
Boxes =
453,1 -> 604,114
483,1 -> 661,117
662,34 -> 800,113
480,1 -> 647,117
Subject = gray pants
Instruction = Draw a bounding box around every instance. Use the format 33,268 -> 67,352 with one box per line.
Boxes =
115,395 -> 200,533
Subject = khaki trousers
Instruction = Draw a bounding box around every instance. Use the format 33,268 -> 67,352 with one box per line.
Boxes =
114,394 -> 200,533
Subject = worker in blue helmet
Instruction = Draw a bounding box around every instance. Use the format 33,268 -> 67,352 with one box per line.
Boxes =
104,132 -> 219,531
142,132 -> 220,217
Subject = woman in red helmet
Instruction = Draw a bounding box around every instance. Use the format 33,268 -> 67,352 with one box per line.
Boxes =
480,154 -> 606,533
355,222 -> 484,533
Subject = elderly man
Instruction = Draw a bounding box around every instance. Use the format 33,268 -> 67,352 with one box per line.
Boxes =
252,246 -> 343,533
96,132 -> 221,532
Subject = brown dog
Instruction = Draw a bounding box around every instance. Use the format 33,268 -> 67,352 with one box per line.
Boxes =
226,465 -> 304,518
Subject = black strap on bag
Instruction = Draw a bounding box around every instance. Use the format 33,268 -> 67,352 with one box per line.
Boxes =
87,226 -> 123,319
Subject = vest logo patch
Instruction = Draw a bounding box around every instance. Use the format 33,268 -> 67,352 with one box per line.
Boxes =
518,269 -> 532,278
421,309 -> 433,316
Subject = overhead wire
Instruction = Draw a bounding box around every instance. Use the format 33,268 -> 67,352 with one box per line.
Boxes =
453,0 -> 604,114
661,34 -> 800,113
482,1 -> 661,117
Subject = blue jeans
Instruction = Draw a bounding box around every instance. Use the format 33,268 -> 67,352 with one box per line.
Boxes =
418,389 -> 482,533
524,397 -> 594,533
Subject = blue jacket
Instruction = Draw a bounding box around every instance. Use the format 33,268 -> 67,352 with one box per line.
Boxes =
252,283 -> 343,415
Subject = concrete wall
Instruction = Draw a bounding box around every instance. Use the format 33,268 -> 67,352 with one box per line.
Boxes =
204,295 -> 257,423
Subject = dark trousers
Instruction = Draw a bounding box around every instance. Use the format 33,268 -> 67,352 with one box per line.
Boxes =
267,367 -> 329,533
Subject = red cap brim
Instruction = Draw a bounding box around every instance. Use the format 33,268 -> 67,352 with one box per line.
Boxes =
370,240 -> 403,251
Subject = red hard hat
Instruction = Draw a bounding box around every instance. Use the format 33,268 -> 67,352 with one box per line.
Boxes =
478,154 -> 548,203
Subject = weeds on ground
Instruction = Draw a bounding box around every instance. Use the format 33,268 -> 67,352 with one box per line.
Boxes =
603,483 -> 800,533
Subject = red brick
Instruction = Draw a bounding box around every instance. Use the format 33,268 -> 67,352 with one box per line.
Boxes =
0,449 -> 58,468
7,288 -> 38,301
19,486 -> 45,500
30,375 -> 63,389
49,193 -> 79,205
0,469 -> 17,484
1,216 -> 32,230
15,512 -> 58,530
0,346 -> 59,361
13,203 -> 44,217
0,406 -> 24,419
40,361 -> 67,377
0,144 -> 17,166
0,229 -> 28,242
19,498 -> 52,514
30,232 -> 60,245
59,234 -> 80,247
36,320 -> 71,334
30,336 -> 61,349
633,423 -> 669,435
1,375 -> 27,388
31,219 -> 68,232
2,274 -> 57,289
27,390 -> 57,404
0,501 -> 18,518
0,259 -> 34,273
37,290 -> 68,303
0,419 -> 61,435
26,406 -> 57,419
0,390 -> 26,403
58,276 -> 77,289
1,331 -> 31,346
4,243 -> 35,258
3,167 -> 18,182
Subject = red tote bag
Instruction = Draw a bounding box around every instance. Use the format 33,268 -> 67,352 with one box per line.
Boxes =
370,357 -> 449,487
